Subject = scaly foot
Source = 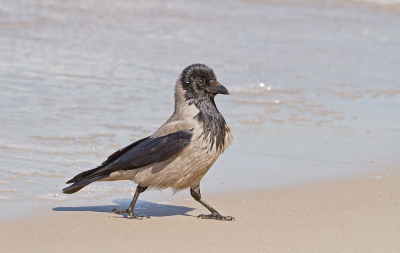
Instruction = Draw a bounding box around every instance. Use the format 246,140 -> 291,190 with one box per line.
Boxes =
197,212 -> 235,221
111,208 -> 150,220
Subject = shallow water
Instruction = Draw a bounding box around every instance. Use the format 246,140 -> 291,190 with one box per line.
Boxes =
0,0 -> 399,218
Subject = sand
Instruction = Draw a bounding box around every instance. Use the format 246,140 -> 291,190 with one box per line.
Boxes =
1,167 -> 399,253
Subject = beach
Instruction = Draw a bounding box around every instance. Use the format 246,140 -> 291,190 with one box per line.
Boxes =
1,166 -> 399,253
1,0 -> 400,251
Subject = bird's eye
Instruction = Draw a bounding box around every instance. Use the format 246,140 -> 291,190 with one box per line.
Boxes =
198,80 -> 203,84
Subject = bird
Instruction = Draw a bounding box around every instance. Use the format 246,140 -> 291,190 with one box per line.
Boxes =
63,63 -> 234,221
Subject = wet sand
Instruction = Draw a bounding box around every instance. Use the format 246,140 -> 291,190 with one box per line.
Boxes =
1,167 -> 399,253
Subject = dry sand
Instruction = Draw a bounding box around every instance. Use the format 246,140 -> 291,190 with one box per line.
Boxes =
1,168 -> 399,253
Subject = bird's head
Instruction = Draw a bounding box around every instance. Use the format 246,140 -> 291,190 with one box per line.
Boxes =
179,63 -> 229,101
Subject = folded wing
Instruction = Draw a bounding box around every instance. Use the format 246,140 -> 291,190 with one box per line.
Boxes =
63,129 -> 193,194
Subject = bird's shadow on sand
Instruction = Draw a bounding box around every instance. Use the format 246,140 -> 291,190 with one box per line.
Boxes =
53,199 -> 195,218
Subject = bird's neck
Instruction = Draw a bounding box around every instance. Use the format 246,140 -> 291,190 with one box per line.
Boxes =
193,98 -> 228,152
174,80 -> 228,151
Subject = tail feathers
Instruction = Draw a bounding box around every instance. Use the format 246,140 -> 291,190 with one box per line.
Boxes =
63,175 -> 108,194
66,167 -> 100,184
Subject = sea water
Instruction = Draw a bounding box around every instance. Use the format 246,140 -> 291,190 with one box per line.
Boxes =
0,0 -> 399,218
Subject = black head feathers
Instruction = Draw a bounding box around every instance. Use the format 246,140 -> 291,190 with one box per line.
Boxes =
179,63 -> 228,100
180,63 -> 217,86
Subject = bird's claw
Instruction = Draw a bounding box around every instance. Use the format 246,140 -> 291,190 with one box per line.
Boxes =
197,213 -> 235,221
111,208 -> 150,220
111,208 -> 128,214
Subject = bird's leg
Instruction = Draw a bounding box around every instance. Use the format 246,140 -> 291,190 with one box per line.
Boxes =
190,184 -> 235,221
111,185 -> 149,219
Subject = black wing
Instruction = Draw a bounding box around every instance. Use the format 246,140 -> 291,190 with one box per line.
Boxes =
94,129 -> 193,176
66,136 -> 149,184
63,129 -> 193,194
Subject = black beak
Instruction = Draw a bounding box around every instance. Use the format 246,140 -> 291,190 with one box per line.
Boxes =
206,83 -> 230,95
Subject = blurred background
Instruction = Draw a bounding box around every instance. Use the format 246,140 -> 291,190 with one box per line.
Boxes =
0,0 -> 399,216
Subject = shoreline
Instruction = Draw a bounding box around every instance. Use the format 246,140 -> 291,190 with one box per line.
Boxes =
1,166 -> 398,253
0,160 -> 393,221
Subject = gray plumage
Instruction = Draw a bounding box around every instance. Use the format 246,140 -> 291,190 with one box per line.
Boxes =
63,63 -> 234,220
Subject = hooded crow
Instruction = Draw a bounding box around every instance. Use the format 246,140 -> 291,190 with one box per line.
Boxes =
63,63 -> 234,221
